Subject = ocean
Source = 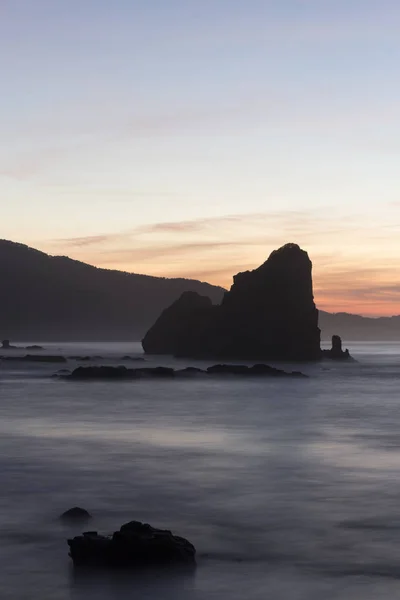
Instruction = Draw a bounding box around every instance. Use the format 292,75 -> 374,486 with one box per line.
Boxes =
1,341 -> 400,599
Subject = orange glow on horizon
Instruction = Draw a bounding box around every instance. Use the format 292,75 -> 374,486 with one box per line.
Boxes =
33,209 -> 400,318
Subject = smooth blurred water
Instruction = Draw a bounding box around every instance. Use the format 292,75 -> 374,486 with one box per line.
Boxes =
2,342 -> 400,599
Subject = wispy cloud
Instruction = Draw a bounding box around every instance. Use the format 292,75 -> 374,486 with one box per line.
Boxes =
56,234 -> 121,248
36,208 -> 400,316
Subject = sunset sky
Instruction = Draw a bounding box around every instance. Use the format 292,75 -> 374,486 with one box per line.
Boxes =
2,0 -> 400,315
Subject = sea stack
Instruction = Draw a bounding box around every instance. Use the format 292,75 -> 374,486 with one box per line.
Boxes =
322,335 -> 353,360
142,243 -> 321,361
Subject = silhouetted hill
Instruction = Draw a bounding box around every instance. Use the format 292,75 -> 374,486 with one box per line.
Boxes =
0,240 -> 225,341
319,310 -> 400,341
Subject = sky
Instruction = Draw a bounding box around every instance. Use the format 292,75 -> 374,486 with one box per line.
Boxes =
1,0 -> 400,316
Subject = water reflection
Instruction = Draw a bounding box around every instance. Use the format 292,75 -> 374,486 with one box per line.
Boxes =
70,565 -> 196,600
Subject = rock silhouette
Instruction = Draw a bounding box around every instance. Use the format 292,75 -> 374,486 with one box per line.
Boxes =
0,354 -> 66,363
1,340 -> 44,350
206,363 -> 307,377
322,335 -> 353,360
142,243 -> 321,361
141,291 -> 214,356
60,507 -> 92,522
66,364 -> 306,380
68,520 -> 196,568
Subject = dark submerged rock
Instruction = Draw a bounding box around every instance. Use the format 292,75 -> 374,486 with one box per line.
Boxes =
290,370 -> 308,377
206,363 -> 307,377
142,243 -> 321,361
67,520 -> 196,568
207,364 -> 251,375
60,507 -> 92,522
249,363 -> 283,376
66,364 -> 306,380
25,345 -> 44,350
52,368 -> 71,378
0,354 -> 66,363
322,335 -> 354,361
69,366 -> 137,380
67,356 -> 104,361
68,366 -> 174,380
24,354 -> 66,363
136,366 -> 175,378
175,367 -> 208,377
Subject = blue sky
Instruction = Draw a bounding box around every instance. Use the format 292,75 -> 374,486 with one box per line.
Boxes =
1,1 -> 400,313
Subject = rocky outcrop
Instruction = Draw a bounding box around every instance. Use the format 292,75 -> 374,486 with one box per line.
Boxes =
142,291 -> 215,356
68,366 -> 175,380
52,369 -> 71,378
68,366 -> 137,380
206,364 -> 307,377
67,355 -> 104,361
60,507 -> 92,523
65,364 -> 307,380
1,340 -> 44,350
322,335 -> 353,360
142,243 -> 321,361
0,354 -> 66,363
1,340 -> 16,349
67,520 -> 196,568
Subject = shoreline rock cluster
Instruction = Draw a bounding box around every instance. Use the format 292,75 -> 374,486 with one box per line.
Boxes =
1,340 -> 44,351
0,354 -> 146,364
64,364 -> 307,380
0,354 -> 67,363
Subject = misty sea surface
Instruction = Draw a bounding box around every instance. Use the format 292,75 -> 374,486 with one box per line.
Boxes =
2,341 -> 400,599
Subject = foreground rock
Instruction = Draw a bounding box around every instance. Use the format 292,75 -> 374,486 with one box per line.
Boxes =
68,520 -> 196,568
66,364 -> 306,380
142,243 -> 321,361
60,507 -> 92,522
322,335 -> 354,361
